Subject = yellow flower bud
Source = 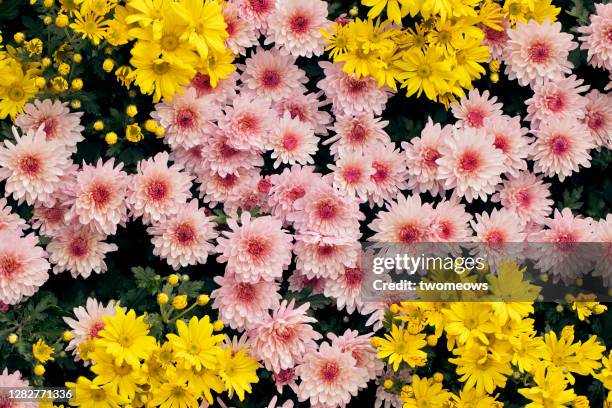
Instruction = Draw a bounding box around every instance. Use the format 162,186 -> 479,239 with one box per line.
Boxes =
8,334 -> 18,344
564,294 -> 575,303
594,304 -> 608,315
34,77 -> 46,89
539,273 -> 549,283
70,100 -> 81,109
42,57 -> 52,68
125,105 -> 138,118
433,373 -> 444,383
488,60 -> 500,73
73,54 -> 82,63
154,127 -> 165,138
102,58 -> 115,73
125,124 -> 144,143
561,325 -> 574,341
51,76 -> 69,92
13,32 -> 25,44
43,16 -> 53,25
144,119 -> 158,133
489,72 -> 499,83
389,304 -> 399,314
93,121 -> 104,131
212,320 -> 224,331
555,304 -> 564,313
181,274 -> 189,282
55,14 -> 69,28
71,78 -> 83,91
58,63 -> 70,76
197,294 -> 210,306
43,0 -> 54,7
105,131 -> 118,145
349,6 -> 358,17
383,379 -> 393,389
172,295 -> 188,310
33,364 -> 45,376
62,331 -> 74,341
426,334 -> 438,347
512,371 -> 521,379
167,274 -> 180,286
157,293 -> 169,305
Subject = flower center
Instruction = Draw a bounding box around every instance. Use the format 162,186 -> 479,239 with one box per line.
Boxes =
216,173 -> 238,188
261,69 -> 281,88
466,109 -> 485,128
549,134 -> 570,155
160,34 -> 179,51
43,118 -> 58,137
528,41 -> 551,64
219,142 -> 239,158
438,221 -> 453,240
0,255 -> 20,278
89,321 -> 105,338
345,266 -> 362,286
246,236 -> 269,257
458,151 -> 480,173
237,114 -> 258,133
146,180 -> 168,201
249,0 -> 272,13
516,189 -> 532,207
236,282 -> 255,301
70,237 -> 89,257
152,60 -> 171,75
225,19 -> 236,36
399,224 -> 421,243
372,162 -> 389,183
8,87 -> 25,101
45,207 -> 64,224
316,199 -> 337,220
423,147 -> 441,168
587,112 -> 604,131
289,14 -> 309,34
342,166 -> 363,184
484,26 -> 506,43
90,389 -> 106,401
485,230 -> 505,245
174,223 -> 195,245
349,123 -> 367,143
417,64 -> 432,78
19,155 -> 40,175
546,93 -> 565,112
91,184 -> 111,207
287,185 -> 305,201
347,77 -> 367,93
192,73 -> 212,93
176,108 -> 196,129
281,132 -> 299,151
288,104 -> 305,121
493,134 -> 509,153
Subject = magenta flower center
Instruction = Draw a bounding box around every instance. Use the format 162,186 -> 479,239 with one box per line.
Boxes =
174,223 -> 195,245
19,155 -> 40,175
217,173 -> 238,188
549,134 -> 570,155
546,93 -> 565,112
437,221 -> 453,240
43,117 -> 58,138
249,0 -> 272,13
44,207 -> 64,224
319,361 -> 340,383
423,147 -> 441,168
399,224 -> 421,243
288,104 -> 305,121
458,151 -> 480,173
176,108 -> 196,129
282,132 -> 299,151
246,236 -> 270,257
372,162 -> 389,183
349,123 -> 367,143
192,73 -> 212,94
0,255 -> 20,277
587,112 -> 604,131
261,69 -> 281,88
289,14 -> 309,34
236,283 -> 255,301
237,114 -> 259,133
91,184 -> 111,207
225,19 -> 236,36
316,199 -> 338,220
69,237 -> 89,257
343,166 -> 362,184
345,267 -> 362,286
493,134 -> 509,153
146,180 -> 168,201
89,321 -> 105,338
287,185 -> 305,201
219,142 -> 239,158
466,109 -> 486,128
528,41 -> 551,64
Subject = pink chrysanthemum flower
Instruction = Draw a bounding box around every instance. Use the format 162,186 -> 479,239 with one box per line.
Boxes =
211,272 -> 281,330
268,165 -> 324,221
0,127 -> 72,206
482,20 -> 509,60
218,93 -> 275,151
236,0 -> 276,31
328,329 -> 382,382
437,127 -> 506,202
402,119 -> 451,197
128,152 -> 193,224
63,297 -> 118,363
203,128 -> 264,177
216,212 -> 293,283
294,231 -> 360,279
273,90 -> 332,136
483,115 -> 532,177
287,269 -> 325,295
0,230 -> 49,305
531,119 -> 594,181
169,144 -> 205,176
369,194 -> 435,243
326,113 -> 390,158
269,112 -> 318,169
503,19 -> 577,87
582,89 -> 612,149
64,158 -> 129,235
329,151 -> 374,202
578,3 -> 612,71
15,99 -> 84,151
242,48 -> 308,102
224,176 -> 273,218
0,368 -> 37,408
148,200 -> 218,270
317,61 -> 391,116
248,300 -> 321,372
273,368 -> 300,395
431,199 -> 473,242
472,208 -> 526,243
0,198 -> 26,234
197,168 -> 256,207
296,342 -> 368,407
47,224 -> 117,279
451,89 -> 503,129
151,88 -> 219,149
188,72 -> 238,105
31,202 -> 68,237
223,1 -> 259,55
265,0 -> 328,57
324,259 -> 365,313
592,215 -> 612,286
288,183 -> 363,237
525,76 -> 589,129
364,143 -> 408,207
492,171 -> 553,225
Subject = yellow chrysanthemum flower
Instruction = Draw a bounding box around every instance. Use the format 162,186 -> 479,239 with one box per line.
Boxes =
171,0 -> 228,58
198,48 -> 236,88
32,339 -> 55,363
166,315 -> 225,372
0,61 -> 38,119
397,47 -> 456,101
131,17 -> 198,66
449,344 -> 513,395
442,302 -> 499,346
401,375 -> 452,408
451,386 -> 503,408
149,369 -> 200,408
66,376 -> 126,408
518,366 -> 578,407
216,346 -> 260,401
70,11 -> 109,45
322,21 -> 351,59
89,348 -> 146,399
374,324 -> 428,371
595,353 -> 612,390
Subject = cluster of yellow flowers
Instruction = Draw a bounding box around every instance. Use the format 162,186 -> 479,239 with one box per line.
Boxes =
0,33 -> 40,119
66,307 -> 259,408
68,0 -> 235,101
372,264 -> 610,406
323,0 -> 560,106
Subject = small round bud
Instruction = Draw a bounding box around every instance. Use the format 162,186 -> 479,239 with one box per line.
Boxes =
93,120 -> 104,131
62,331 -> 74,341
489,72 -> 499,83
555,304 -> 564,313
43,16 -> 53,25
157,293 -> 169,305
58,63 -> 70,76
383,379 -> 393,389
34,77 -> 46,89
167,274 -> 179,286
426,335 -> 438,347
43,0 -> 54,7
8,334 -> 18,344
41,57 -> 52,68
13,32 -> 25,44
594,304 -> 607,315
128,90 -> 137,98
539,273 -> 549,283
70,100 -> 81,109
33,364 -> 45,376
389,304 -> 400,314
144,119 -> 158,133
154,275 -> 161,281
73,54 -> 83,63
349,6 -> 358,17
71,78 -> 83,91
433,373 -> 444,383
181,274 -> 189,282
105,131 -> 118,145
102,59 -> 115,73
197,294 -> 210,306
125,104 -> 138,118
564,294 -> 575,304
154,127 -> 165,138
212,320 -> 224,331
55,14 -> 69,28
172,295 -> 187,310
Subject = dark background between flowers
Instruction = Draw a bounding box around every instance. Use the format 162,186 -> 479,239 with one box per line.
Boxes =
0,0 -> 611,406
